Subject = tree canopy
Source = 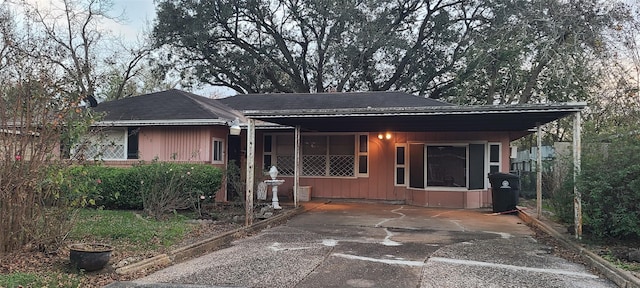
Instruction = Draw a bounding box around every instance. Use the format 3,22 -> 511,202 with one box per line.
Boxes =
152,0 -> 631,104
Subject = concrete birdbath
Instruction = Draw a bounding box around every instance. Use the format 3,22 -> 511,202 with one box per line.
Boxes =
264,166 -> 284,209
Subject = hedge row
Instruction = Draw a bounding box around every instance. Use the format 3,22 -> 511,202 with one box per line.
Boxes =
59,163 -> 223,210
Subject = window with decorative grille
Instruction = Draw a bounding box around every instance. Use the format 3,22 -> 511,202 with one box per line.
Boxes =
267,133 -> 360,178
75,128 -> 127,160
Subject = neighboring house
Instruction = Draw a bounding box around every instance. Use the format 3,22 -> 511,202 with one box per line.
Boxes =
89,89 -> 585,208
511,145 -> 556,172
2,121 -> 61,162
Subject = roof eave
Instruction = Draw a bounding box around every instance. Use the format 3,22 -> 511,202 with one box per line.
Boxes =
242,102 -> 587,118
94,119 -> 229,127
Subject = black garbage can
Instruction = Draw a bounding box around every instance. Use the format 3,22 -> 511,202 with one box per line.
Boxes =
488,172 -> 520,213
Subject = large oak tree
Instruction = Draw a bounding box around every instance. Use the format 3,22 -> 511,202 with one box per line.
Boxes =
153,0 -> 630,104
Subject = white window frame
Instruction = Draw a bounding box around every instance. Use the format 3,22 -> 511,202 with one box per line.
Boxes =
212,137 -> 225,164
485,142 -> 502,189
395,144 -> 407,186
357,133 -> 369,177
488,142 -> 502,174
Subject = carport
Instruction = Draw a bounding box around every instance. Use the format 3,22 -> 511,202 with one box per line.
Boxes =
222,93 -> 585,237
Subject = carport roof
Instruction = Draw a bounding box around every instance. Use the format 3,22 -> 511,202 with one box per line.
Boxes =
220,92 -> 586,136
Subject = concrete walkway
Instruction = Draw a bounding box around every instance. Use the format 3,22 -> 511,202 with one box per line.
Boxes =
109,201 -> 616,288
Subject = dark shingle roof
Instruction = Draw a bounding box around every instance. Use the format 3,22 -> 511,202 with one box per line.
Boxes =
219,91 -> 451,111
93,89 -> 242,122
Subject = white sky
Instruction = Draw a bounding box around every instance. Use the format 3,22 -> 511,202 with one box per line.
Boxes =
108,0 -> 157,42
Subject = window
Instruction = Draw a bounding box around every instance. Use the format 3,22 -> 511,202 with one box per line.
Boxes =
358,134 -> 368,176
409,143 -> 489,189
268,133 -> 359,178
74,128 -> 127,160
275,135 -> 295,175
427,145 -> 466,187
469,144 -> 485,189
127,127 -> 139,159
395,144 -> 406,186
489,143 -> 501,174
212,137 -> 224,164
263,135 -> 273,170
409,144 -> 425,188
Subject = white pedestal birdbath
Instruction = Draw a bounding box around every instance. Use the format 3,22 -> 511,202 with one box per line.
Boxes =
263,166 -> 284,209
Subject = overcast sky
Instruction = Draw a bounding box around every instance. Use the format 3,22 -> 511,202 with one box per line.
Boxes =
109,0 -> 156,42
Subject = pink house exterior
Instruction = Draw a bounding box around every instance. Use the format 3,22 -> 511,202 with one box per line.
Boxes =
92,89 -> 584,208
91,90 -> 244,202
244,130 -> 511,208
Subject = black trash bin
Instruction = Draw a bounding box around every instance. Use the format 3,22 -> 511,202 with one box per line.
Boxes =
488,172 -> 520,213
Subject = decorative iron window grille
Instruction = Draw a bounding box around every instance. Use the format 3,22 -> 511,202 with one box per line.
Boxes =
270,134 -> 359,178
329,155 -> 354,177
275,155 -> 295,175
76,129 -> 126,160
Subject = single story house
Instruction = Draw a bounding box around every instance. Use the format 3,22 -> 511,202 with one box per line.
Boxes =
90,89 -> 585,208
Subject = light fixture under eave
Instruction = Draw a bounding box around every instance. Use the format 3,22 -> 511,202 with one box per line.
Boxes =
378,132 -> 392,140
229,118 -> 241,136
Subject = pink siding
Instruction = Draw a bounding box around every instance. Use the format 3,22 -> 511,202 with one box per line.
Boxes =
138,127 -> 212,162
104,125 -> 231,202
255,131 -> 515,209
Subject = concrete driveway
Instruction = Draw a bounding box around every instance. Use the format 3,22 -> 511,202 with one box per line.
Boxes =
116,201 -> 615,288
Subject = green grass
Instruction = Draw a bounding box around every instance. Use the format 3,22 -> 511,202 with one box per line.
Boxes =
0,272 -> 45,288
69,209 -> 192,250
601,253 -> 640,272
0,209 -> 195,288
0,272 -> 80,288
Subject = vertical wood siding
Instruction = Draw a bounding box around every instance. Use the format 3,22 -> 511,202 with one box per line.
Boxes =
138,127 -> 212,161
255,130 -> 514,208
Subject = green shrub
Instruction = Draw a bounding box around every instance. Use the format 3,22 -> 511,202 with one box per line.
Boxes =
94,166 -> 143,209
579,130 -> 640,240
547,168 -> 575,224
134,162 -> 223,219
57,163 -> 223,213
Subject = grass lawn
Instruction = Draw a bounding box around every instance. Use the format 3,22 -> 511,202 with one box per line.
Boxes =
0,208 -> 226,288
69,209 -> 191,250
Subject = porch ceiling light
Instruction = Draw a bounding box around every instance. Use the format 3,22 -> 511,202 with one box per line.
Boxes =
229,118 -> 241,136
378,132 -> 392,140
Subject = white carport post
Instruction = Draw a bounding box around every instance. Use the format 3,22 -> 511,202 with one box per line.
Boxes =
294,125 -> 301,207
245,118 -> 256,226
573,112 -> 582,239
536,123 -> 543,219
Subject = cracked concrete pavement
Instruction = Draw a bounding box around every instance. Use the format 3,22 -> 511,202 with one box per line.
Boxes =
108,202 -> 616,288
